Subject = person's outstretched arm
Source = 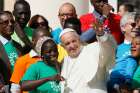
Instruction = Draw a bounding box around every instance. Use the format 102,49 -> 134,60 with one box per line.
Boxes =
20,74 -> 63,91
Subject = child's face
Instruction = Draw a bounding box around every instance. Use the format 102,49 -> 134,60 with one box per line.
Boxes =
131,36 -> 140,58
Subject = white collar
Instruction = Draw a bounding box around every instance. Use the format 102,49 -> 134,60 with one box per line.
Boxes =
29,49 -> 38,58
93,10 -> 102,19
124,39 -> 131,44
0,35 -> 9,45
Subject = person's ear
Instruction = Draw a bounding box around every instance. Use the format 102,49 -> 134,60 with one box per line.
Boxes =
12,10 -> 16,16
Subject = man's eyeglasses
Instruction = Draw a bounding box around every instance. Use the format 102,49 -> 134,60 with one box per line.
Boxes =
59,13 -> 74,17
0,20 -> 15,26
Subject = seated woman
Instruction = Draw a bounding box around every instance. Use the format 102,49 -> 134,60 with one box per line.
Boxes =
20,37 -> 64,93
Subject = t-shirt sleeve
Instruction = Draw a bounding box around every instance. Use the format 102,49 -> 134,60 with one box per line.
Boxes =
21,63 -> 38,81
10,57 -> 26,84
132,66 -> 140,88
125,58 -> 137,79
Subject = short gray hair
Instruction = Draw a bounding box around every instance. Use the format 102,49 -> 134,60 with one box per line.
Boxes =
120,12 -> 136,31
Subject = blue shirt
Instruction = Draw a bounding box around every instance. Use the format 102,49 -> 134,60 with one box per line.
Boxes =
80,28 -> 96,42
52,27 -> 96,44
51,27 -> 62,44
110,40 -> 137,84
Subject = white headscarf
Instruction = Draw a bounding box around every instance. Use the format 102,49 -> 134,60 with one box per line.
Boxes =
35,36 -> 54,56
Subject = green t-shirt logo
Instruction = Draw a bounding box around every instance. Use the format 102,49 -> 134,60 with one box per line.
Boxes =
4,41 -> 18,70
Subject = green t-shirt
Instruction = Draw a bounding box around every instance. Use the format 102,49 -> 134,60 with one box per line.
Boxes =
4,41 -> 18,71
132,66 -> 140,89
11,26 -> 33,47
22,61 -> 61,93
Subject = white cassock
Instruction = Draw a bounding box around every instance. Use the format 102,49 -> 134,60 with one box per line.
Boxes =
61,33 -> 117,93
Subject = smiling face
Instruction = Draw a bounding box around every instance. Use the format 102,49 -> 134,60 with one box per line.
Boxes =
13,2 -> 31,28
61,32 -> 81,58
131,36 -> 140,59
58,3 -> 77,27
0,12 -> 15,40
41,39 -> 58,63
90,0 -> 108,14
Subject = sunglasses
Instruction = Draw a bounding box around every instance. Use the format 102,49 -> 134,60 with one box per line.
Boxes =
0,20 -> 15,26
34,22 -> 46,27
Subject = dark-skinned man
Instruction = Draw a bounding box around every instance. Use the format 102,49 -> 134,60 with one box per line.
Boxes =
12,0 -> 33,54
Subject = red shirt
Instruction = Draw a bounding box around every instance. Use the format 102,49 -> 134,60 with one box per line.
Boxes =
80,13 -> 124,45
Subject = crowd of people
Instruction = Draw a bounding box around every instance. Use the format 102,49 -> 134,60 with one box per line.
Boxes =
0,0 -> 140,93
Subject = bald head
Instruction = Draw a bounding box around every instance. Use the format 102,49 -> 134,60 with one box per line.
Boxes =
58,3 -> 77,27
59,3 -> 76,15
